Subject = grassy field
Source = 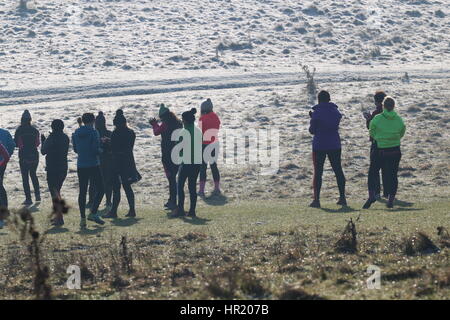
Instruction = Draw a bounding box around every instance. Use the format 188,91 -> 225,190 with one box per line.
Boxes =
1,197 -> 450,300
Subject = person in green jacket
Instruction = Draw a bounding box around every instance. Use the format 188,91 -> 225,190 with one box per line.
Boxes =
364,96 -> 406,209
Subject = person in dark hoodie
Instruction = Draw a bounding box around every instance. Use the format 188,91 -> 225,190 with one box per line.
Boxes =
41,119 -> 69,226
367,97 -> 406,209
150,104 -> 183,210
198,98 -> 221,197
14,110 -> 41,206
104,109 -> 139,219
363,91 -> 388,204
87,112 -> 114,215
171,108 -> 203,218
72,113 -> 105,229
0,129 -> 14,230
309,91 -> 346,208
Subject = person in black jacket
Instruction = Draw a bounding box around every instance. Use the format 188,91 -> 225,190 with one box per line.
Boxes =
150,104 -> 183,210
88,112 -> 114,215
41,119 -> 69,226
15,110 -> 41,206
104,110 -> 139,218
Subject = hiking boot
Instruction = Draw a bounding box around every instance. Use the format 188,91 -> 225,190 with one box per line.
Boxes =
125,210 -> 136,218
187,210 -> 196,218
337,197 -> 347,206
87,213 -> 105,225
52,217 -> 64,227
164,201 -> 177,210
387,195 -> 395,209
22,199 -> 33,206
103,211 -> 118,219
80,218 -> 87,230
101,203 -> 112,216
363,198 -> 376,209
309,200 -> 321,208
211,189 -> 222,196
170,208 -> 185,218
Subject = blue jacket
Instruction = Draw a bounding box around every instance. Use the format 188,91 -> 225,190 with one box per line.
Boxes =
72,125 -> 101,168
0,128 -> 15,164
309,102 -> 342,151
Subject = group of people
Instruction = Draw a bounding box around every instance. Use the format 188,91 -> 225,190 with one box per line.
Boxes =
0,90 -> 405,230
309,90 -> 406,209
0,99 -> 222,229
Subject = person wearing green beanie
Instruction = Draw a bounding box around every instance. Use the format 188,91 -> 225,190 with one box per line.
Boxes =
365,97 -> 406,209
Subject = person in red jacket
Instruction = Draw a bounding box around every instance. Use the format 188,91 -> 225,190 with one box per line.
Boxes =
198,99 -> 221,197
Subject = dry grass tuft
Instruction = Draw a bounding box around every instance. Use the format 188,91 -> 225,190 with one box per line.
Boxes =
334,219 -> 358,254
403,232 -> 440,256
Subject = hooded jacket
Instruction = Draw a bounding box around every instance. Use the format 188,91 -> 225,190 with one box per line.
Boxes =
14,124 -> 40,163
309,102 -> 342,151
199,112 -> 221,145
152,119 -> 183,163
41,131 -> 70,172
0,129 -> 15,165
111,126 -> 138,181
72,125 -> 101,168
370,110 -> 406,149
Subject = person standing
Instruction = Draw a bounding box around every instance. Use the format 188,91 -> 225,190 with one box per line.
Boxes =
366,97 -> 406,209
15,110 -> 41,206
72,113 -> 105,228
104,110 -> 139,219
198,98 -> 221,197
150,104 -> 183,210
363,91 -> 388,205
309,91 -> 346,208
41,119 -> 70,226
0,129 -> 14,230
171,108 -> 203,218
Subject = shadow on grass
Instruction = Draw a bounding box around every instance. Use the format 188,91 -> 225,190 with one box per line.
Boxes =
76,226 -> 105,236
377,198 -> 415,207
46,227 -> 70,234
111,217 -> 141,227
202,193 -> 229,206
320,206 -> 359,214
181,216 -> 211,225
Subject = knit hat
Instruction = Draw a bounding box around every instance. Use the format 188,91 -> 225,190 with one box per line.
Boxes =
51,119 -> 64,132
159,104 -> 170,118
201,98 -> 213,114
95,111 -> 106,128
113,109 -> 127,127
21,110 -> 32,123
182,108 -> 197,124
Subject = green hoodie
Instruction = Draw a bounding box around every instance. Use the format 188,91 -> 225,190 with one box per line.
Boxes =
369,110 -> 406,149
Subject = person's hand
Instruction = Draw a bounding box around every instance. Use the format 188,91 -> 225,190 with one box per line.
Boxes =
149,117 -> 157,125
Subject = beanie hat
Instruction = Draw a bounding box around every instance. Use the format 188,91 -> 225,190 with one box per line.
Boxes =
113,109 -> 127,127
95,111 -> 106,128
51,119 -> 64,132
159,104 -> 170,118
182,108 -> 197,124
201,98 -> 213,114
21,110 -> 32,123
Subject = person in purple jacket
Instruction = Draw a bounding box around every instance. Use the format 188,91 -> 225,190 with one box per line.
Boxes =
309,90 -> 347,208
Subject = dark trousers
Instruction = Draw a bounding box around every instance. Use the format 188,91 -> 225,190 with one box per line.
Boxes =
199,143 -> 220,182
0,165 -> 7,208
312,149 -> 346,201
77,166 -> 104,218
88,160 -> 113,206
111,174 -> 135,214
379,147 -> 402,198
367,143 -> 387,197
20,161 -> 40,200
177,164 -> 201,213
47,169 -> 67,199
163,160 -> 179,204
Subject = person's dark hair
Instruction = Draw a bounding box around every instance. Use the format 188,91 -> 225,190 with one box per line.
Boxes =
374,91 -> 387,105
201,98 -> 214,115
82,113 -> 95,125
113,109 -> 127,128
95,111 -> 107,132
182,108 -> 197,124
318,90 -> 331,103
21,110 -> 32,126
51,119 -> 64,132
383,96 -> 396,111
161,111 -> 181,127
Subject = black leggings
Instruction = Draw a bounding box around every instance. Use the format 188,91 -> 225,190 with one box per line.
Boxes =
111,174 -> 135,214
312,149 -> 346,201
199,144 -> 220,182
379,147 -> 402,197
77,166 -> 104,218
0,165 -> 7,208
367,143 -> 388,198
88,160 -> 113,205
163,160 -> 179,204
177,164 -> 201,213
47,169 -> 67,199
20,161 -> 40,200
